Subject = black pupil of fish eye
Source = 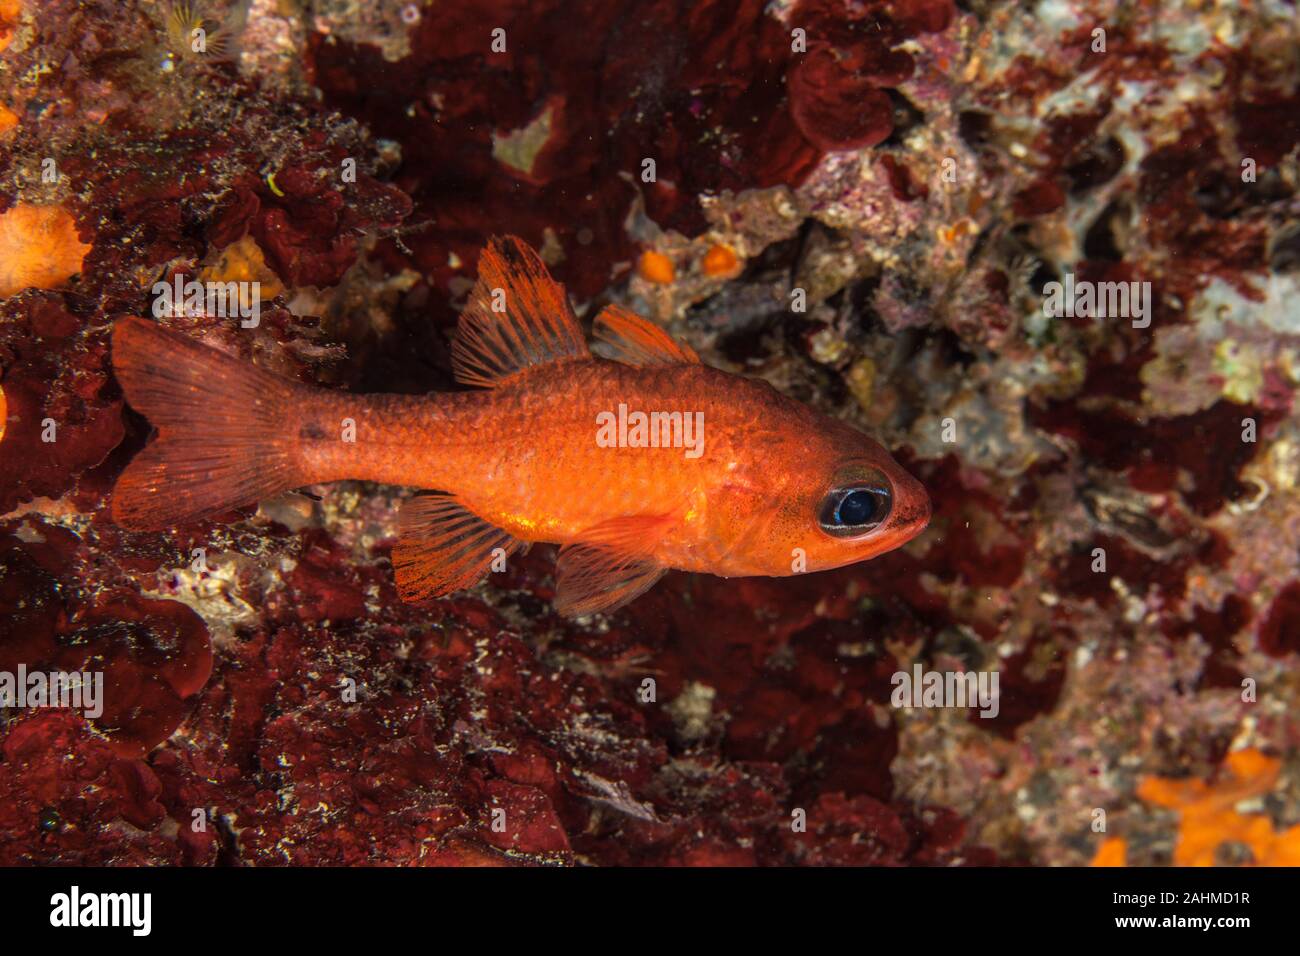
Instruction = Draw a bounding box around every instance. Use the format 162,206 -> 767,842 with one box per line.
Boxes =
837,489 -> 879,526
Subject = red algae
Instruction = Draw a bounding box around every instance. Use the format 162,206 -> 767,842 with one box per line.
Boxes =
1258,582 -> 1300,659
788,0 -> 953,150
0,296 -> 123,514
0,522 -> 212,743
1030,399 -> 1270,517
308,0 -> 951,299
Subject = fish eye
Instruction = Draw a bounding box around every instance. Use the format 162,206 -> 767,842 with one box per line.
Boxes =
818,480 -> 892,537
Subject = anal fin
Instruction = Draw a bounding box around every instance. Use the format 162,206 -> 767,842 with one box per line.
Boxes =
555,514 -> 673,617
392,494 -> 521,603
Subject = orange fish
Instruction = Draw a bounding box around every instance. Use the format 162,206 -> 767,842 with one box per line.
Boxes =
111,238 -> 930,615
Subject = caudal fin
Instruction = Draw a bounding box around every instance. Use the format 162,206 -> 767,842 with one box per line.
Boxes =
111,317 -> 304,530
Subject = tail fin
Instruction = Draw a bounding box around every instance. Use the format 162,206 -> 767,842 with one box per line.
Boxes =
111,317 -> 304,530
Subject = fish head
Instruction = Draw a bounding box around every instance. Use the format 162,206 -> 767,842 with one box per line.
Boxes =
723,414 -> 931,576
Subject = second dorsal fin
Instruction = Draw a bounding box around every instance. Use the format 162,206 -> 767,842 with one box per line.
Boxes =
593,304 -> 700,366
452,236 -> 590,388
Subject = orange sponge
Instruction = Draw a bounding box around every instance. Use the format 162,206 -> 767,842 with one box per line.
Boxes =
0,204 -> 91,297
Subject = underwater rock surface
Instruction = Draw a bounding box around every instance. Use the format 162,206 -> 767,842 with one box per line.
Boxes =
0,0 -> 1297,865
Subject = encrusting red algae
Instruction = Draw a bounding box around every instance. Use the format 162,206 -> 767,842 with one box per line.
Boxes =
111,238 -> 930,616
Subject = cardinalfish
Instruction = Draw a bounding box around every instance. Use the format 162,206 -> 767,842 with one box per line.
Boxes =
111,238 -> 931,616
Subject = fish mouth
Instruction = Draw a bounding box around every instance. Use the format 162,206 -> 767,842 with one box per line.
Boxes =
885,475 -> 932,545
892,497 -> 931,542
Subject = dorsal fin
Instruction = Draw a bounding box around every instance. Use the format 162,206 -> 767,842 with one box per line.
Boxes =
593,304 -> 700,366
452,236 -> 590,388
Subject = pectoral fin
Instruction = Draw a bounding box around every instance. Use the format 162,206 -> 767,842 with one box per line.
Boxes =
555,514 -> 673,616
392,493 -> 521,602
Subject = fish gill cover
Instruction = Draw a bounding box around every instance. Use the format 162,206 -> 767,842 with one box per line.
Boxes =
0,0 -> 1295,872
